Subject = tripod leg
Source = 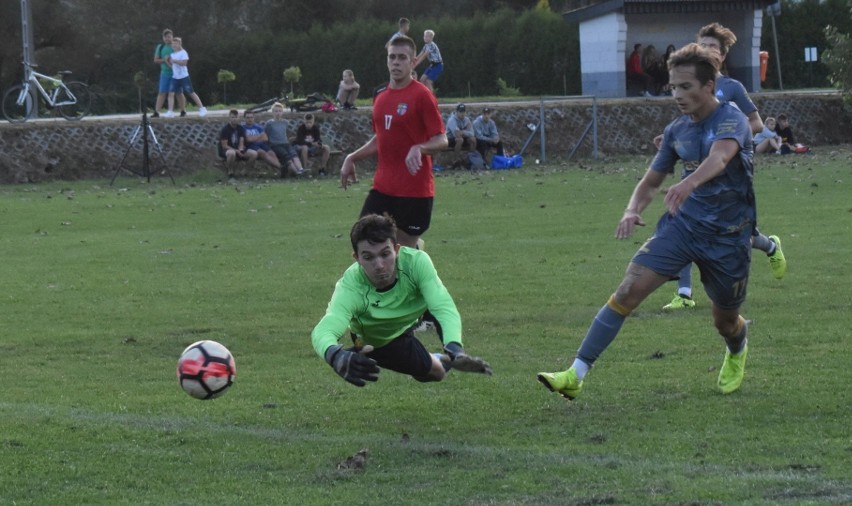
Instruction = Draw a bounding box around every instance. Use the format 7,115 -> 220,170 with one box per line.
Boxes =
147,125 -> 175,184
110,126 -> 143,185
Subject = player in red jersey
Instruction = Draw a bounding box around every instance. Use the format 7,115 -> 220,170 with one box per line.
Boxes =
339,35 -> 447,249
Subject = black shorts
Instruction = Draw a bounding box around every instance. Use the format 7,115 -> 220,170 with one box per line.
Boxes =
447,137 -> 474,149
351,328 -> 432,378
360,189 -> 433,237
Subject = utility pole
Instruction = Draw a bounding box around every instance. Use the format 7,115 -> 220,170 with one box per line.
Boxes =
767,1 -> 783,90
20,0 -> 38,116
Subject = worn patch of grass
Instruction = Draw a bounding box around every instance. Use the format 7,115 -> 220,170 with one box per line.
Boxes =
0,148 -> 850,505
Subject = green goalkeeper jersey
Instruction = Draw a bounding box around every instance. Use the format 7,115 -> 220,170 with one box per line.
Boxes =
312,247 -> 462,358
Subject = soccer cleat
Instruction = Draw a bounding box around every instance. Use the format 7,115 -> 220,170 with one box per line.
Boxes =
662,293 -> 696,310
767,235 -> 787,279
536,368 -> 583,400
718,343 -> 748,394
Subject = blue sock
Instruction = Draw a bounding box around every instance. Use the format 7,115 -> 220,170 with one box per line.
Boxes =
677,264 -> 692,298
575,304 -> 627,374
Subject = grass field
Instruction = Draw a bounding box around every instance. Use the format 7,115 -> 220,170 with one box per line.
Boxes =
1,147 -> 850,505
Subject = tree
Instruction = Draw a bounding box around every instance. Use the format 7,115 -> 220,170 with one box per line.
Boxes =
822,1 -> 852,110
283,66 -> 302,96
217,69 -> 236,104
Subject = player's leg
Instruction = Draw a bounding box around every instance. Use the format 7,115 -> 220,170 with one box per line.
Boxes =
751,229 -> 786,279
663,263 -> 696,310
700,239 -> 751,393
538,262 -> 669,399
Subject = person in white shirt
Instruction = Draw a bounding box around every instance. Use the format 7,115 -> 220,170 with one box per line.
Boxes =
165,37 -> 207,118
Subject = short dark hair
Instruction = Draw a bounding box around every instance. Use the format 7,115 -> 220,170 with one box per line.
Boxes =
399,17 -> 410,26
350,214 -> 398,252
697,22 -> 737,56
777,114 -> 788,121
667,43 -> 720,86
228,109 -> 239,117
389,35 -> 417,55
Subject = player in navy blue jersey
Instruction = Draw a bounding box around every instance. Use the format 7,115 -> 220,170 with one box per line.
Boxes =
538,43 -> 754,399
660,23 -> 786,310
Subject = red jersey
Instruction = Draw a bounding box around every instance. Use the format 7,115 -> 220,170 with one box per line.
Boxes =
371,80 -> 444,198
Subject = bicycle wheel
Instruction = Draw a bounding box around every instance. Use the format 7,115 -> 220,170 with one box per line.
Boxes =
2,85 -> 34,122
59,81 -> 91,120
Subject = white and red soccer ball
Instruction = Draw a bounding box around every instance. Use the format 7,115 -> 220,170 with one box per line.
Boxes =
177,340 -> 236,400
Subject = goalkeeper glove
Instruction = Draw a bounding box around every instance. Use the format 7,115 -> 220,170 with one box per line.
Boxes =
443,341 -> 492,376
324,345 -> 380,387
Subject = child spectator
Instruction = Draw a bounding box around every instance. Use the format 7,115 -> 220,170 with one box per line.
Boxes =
414,30 -> 443,94
754,117 -> 782,154
774,114 -> 809,154
336,70 -> 361,110
294,113 -> 331,176
164,37 -> 207,118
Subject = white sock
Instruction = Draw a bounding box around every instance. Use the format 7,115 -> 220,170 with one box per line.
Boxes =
571,358 -> 591,380
677,287 -> 692,298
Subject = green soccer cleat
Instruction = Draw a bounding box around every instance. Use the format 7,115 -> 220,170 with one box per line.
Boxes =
662,293 -> 696,310
718,344 -> 748,394
537,368 -> 584,400
768,235 -> 787,279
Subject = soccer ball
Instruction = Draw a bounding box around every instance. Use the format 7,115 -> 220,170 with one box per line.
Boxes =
177,340 -> 236,400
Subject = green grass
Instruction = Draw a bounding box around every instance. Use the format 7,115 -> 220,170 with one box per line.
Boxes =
1,148 -> 850,505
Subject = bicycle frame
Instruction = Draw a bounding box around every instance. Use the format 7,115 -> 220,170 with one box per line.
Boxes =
15,64 -> 77,108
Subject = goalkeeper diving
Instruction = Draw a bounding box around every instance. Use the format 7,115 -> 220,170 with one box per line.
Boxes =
312,213 -> 491,386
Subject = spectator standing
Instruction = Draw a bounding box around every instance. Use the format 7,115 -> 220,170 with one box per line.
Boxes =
265,102 -> 306,177
387,17 -> 411,47
152,29 -> 185,117
218,109 -> 255,179
414,29 -> 443,94
473,107 -> 504,160
627,43 -> 654,97
295,113 -> 331,176
446,104 -> 476,153
336,70 -> 361,110
164,37 -> 207,118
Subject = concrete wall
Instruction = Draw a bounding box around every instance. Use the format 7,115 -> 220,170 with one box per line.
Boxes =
0,92 -> 849,183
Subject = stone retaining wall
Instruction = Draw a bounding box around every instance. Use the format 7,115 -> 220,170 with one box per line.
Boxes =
0,92 -> 849,183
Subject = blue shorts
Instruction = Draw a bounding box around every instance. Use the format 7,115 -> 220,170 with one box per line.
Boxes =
158,74 -> 173,93
424,62 -> 443,82
169,76 -> 194,94
632,213 -> 751,310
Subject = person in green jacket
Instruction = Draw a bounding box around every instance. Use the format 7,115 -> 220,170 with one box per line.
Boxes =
312,213 -> 491,386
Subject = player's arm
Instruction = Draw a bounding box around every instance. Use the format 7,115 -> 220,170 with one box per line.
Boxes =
311,280 -> 379,387
340,135 -> 378,189
406,132 -> 447,175
746,111 -> 764,135
616,169 -> 668,239
412,252 -> 463,346
664,138 -> 740,215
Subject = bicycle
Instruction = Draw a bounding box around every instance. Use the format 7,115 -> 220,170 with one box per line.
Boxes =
2,61 -> 92,123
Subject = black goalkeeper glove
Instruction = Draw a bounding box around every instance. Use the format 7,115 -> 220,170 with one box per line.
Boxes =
324,345 -> 380,387
443,341 -> 492,376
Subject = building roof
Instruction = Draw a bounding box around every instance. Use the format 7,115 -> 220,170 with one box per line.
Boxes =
562,0 -> 778,24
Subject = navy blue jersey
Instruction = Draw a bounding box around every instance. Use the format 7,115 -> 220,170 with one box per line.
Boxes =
716,75 -> 757,116
652,103 -> 755,239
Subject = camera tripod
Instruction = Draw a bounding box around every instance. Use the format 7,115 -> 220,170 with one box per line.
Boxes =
110,109 -> 174,185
